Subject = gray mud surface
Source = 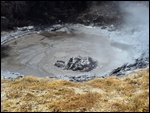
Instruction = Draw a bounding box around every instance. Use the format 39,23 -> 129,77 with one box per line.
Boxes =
1,25 -> 135,80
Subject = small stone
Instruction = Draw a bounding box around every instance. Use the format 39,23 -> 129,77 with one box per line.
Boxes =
54,60 -> 65,68
16,75 -> 24,79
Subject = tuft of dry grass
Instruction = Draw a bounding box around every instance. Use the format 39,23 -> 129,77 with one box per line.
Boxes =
22,93 -> 37,101
7,76 -> 77,91
108,90 -> 149,112
1,68 -> 149,112
47,92 -> 101,112
6,91 -> 23,99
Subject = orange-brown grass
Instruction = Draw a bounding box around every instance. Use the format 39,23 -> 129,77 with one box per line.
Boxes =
1,68 -> 149,112
47,92 -> 101,112
7,76 -> 77,90
106,90 -> 149,112
6,91 -> 23,99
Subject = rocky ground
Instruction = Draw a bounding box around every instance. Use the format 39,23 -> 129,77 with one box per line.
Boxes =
1,68 -> 149,112
1,1 -> 122,30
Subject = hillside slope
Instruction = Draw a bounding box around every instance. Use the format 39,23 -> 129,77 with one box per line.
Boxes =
1,68 -> 149,112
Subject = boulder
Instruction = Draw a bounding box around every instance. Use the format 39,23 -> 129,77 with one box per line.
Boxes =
54,56 -> 97,72
65,56 -> 97,72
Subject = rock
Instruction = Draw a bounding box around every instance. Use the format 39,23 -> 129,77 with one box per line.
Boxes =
54,56 -> 97,72
17,26 -> 34,31
54,60 -> 65,68
110,56 -> 149,76
109,64 -> 127,76
69,75 -> 96,82
1,71 -> 24,80
51,26 -> 63,31
135,57 -> 149,68
65,56 -> 97,72
16,75 -> 24,79
1,16 -> 9,30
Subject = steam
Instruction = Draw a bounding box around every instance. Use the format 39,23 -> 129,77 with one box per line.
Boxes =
119,1 -> 149,30
109,1 -> 149,59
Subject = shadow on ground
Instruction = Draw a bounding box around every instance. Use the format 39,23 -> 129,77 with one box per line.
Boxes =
1,45 -> 11,58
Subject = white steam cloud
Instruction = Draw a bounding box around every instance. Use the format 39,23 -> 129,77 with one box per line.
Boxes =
109,1 -> 149,59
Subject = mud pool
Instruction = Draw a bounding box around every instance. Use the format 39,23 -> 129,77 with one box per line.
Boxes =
1,2 -> 149,80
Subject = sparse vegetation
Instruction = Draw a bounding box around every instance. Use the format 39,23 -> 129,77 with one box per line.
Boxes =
1,68 -> 149,112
